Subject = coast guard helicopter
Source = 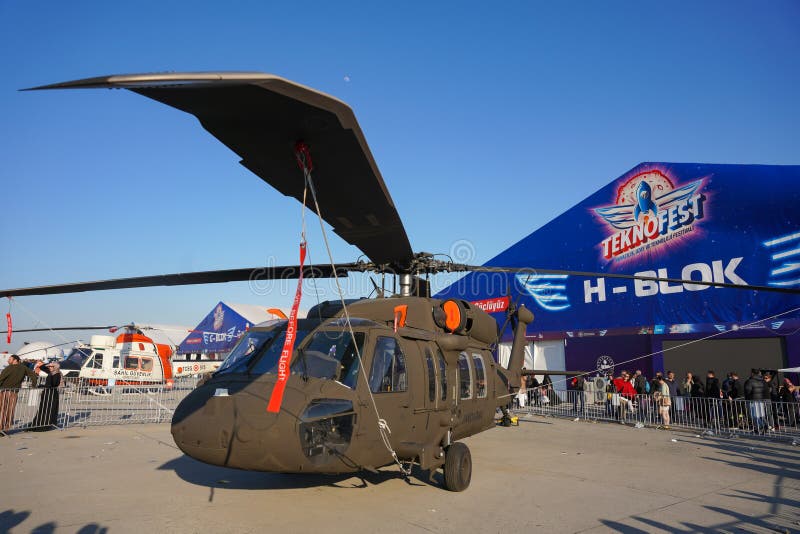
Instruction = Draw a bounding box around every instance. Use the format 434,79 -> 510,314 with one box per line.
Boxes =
3,72 -> 797,490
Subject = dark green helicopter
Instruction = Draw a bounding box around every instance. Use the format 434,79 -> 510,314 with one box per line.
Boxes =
4,73 -> 795,490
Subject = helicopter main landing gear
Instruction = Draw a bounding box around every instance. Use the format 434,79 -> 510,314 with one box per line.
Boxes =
443,442 -> 471,492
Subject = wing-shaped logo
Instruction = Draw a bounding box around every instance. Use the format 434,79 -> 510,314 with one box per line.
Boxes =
516,273 -> 570,311
594,178 -> 703,230
763,230 -> 800,288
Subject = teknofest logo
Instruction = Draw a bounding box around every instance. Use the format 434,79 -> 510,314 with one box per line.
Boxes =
593,169 -> 707,261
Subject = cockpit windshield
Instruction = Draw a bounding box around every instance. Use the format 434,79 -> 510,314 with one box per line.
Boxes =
64,347 -> 92,367
216,323 -> 312,376
216,330 -> 280,375
291,330 -> 365,389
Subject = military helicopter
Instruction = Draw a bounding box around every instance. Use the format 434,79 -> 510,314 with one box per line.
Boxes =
4,72 -> 798,491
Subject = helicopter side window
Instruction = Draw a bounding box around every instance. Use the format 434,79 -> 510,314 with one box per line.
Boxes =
291,330 -> 364,388
438,350 -> 447,401
89,353 -> 104,369
425,349 -> 436,403
141,358 -> 154,372
125,356 -> 140,370
113,355 -> 120,368
472,353 -> 487,399
369,337 -> 407,393
458,352 -> 472,400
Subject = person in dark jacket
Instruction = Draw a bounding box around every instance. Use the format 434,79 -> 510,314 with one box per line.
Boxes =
633,370 -> 647,395
704,370 -> 722,424
664,370 -> 679,419
706,371 -> 721,399
29,362 -> 61,431
764,373 -> 780,431
779,378 -> 799,428
744,369 -> 770,434
0,355 -> 40,433
726,372 -> 743,428
571,374 -> 586,416
729,373 -> 742,399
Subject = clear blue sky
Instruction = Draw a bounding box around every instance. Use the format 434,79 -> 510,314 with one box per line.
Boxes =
1,1 -> 798,351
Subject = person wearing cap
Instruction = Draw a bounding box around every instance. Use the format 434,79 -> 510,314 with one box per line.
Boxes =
29,361 -> 62,431
0,355 -> 40,433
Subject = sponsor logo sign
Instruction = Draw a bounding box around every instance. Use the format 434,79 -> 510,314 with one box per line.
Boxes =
471,296 -> 510,313
594,170 -> 706,262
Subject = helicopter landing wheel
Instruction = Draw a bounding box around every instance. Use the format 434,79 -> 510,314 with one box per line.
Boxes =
443,442 -> 471,492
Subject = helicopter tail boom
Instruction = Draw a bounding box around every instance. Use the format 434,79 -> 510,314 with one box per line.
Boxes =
506,305 -> 534,390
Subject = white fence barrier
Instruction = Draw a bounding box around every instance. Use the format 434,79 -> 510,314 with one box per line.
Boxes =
514,388 -> 800,442
0,376 -> 200,434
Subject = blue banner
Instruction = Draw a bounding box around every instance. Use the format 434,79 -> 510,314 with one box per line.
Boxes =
178,302 -> 251,354
438,163 -> 800,336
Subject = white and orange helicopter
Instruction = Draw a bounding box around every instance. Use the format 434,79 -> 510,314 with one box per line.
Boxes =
13,324 -> 220,391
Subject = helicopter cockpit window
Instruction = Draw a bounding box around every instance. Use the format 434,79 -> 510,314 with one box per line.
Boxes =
216,330 -> 280,375
141,358 -> 154,372
472,353 -> 487,398
458,352 -> 472,399
250,328 -> 310,376
369,337 -> 407,393
291,331 -> 365,388
64,348 -> 91,367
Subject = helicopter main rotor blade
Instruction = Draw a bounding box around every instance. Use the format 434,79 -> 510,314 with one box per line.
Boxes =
0,326 -> 115,333
25,73 -> 415,269
456,265 -> 800,295
1,264 -> 356,298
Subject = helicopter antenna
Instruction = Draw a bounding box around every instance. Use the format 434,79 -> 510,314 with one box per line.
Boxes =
369,277 -> 385,299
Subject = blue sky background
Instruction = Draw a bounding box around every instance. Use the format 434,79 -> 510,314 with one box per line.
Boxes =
1,1 -> 798,352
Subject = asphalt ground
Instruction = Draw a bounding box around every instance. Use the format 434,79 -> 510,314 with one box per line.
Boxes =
1,415 -> 798,533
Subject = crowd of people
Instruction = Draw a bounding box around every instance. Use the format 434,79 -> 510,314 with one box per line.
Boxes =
518,367 -> 800,434
0,354 -> 62,434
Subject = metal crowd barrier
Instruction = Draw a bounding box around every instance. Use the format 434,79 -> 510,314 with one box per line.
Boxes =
514,388 -> 800,442
0,376 -> 201,435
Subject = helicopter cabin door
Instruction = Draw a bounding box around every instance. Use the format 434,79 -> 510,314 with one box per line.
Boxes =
366,334 -> 425,457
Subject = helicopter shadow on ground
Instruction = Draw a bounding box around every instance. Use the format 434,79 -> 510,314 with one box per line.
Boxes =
0,510 -> 108,534
158,454 -> 436,494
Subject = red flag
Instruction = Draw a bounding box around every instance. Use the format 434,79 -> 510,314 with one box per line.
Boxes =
5,313 -> 11,344
266,243 -> 306,413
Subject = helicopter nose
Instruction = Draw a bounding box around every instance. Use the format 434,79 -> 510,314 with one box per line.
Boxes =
170,382 -> 240,466
170,378 -> 293,471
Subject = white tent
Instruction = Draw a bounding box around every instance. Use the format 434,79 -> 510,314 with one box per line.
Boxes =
14,341 -> 64,361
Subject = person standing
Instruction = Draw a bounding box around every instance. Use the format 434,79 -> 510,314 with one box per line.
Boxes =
744,369 -> 770,434
572,374 -> 585,417
0,355 -> 40,434
727,372 -> 743,429
634,370 -> 647,395
664,370 -> 679,421
706,370 -> 722,427
764,373 -> 780,431
779,378 -> 799,429
653,375 -> 671,429
29,362 -> 61,431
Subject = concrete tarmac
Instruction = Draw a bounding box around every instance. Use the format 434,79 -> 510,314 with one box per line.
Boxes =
1,415 -> 798,533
